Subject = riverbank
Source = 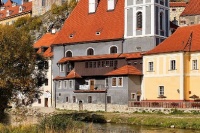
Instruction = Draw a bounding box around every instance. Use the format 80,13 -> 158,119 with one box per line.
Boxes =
3,108 -> 200,132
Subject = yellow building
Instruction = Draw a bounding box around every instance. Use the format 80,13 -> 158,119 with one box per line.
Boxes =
0,0 -> 32,25
142,24 -> 200,102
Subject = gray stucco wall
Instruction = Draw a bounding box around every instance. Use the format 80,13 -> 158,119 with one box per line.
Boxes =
123,36 -> 155,52
128,75 -> 142,101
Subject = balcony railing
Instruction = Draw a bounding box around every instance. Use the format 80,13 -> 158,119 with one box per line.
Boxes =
79,84 -> 105,90
129,101 -> 200,109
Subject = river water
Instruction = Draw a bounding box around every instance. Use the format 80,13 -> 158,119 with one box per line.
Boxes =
91,123 -> 200,133
6,114 -> 200,133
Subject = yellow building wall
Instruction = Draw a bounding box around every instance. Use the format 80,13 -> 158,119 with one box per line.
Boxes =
0,13 -> 31,25
143,53 -> 184,101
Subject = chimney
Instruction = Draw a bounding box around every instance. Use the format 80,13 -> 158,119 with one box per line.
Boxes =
89,0 -> 98,13
107,0 -> 116,11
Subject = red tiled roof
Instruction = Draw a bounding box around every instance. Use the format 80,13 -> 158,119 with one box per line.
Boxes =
53,0 -> 124,45
53,70 -> 82,80
170,2 -> 187,7
105,65 -> 142,76
145,24 -> 200,55
66,69 -> 82,79
180,0 -> 200,16
58,52 -> 142,64
0,1 -> 32,20
34,33 -> 58,57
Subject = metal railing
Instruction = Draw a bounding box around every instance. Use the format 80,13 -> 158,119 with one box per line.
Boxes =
129,101 -> 200,109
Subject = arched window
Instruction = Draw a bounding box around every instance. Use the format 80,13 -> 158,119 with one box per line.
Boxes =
136,12 -> 142,29
110,46 -> 117,54
160,12 -> 163,30
87,48 -> 94,55
66,51 -> 72,57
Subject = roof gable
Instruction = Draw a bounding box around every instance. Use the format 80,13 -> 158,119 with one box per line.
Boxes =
180,0 -> 200,16
145,24 -> 200,55
53,0 -> 124,45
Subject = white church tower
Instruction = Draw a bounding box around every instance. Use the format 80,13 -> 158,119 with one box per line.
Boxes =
124,0 -> 169,52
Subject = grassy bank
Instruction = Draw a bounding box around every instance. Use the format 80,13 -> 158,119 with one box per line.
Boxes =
2,109 -> 200,132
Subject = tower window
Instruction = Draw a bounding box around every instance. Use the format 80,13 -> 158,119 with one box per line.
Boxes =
160,12 -> 163,30
136,12 -> 142,29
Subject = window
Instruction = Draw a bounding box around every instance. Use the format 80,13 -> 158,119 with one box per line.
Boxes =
136,12 -> 142,29
170,60 -> 176,70
38,99 -> 41,104
148,62 -> 153,71
160,12 -> 163,30
89,62 -> 93,68
69,80 -> 73,88
105,78 -> 108,87
64,81 -> 67,88
192,60 -> 198,70
87,48 -> 94,55
93,62 -> 96,68
66,51 -> 72,57
42,0 -> 46,6
172,8 -> 176,11
107,96 -> 111,103
44,79 -> 48,86
112,77 -> 117,87
101,61 -> 105,67
110,61 -> 113,67
88,96 -> 92,103
114,60 -> 118,68
73,96 -> 76,103
60,64 -> 64,72
118,77 -> 123,87
131,93 -> 136,99
110,46 -> 117,54
106,61 -> 110,67
159,86 -> 164,95
66,97 -> 69,102
97,61 -> 101,67
58,81 -> 62,88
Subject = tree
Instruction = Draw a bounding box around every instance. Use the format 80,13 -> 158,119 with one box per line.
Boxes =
0,25 -> 45,120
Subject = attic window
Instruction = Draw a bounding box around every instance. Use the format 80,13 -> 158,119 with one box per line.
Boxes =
19,6 -> 23,13
69,34 -> 74,38
96,31 -> 100,35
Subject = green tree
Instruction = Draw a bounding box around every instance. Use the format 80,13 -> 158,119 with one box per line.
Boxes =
0,25 -> 45,120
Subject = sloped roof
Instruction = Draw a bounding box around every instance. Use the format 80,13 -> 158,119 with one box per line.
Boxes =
105,65 -> 142,76
144,24 -> 200,55
53,0 -> 124,45
58,52 -> 142,64
180,0 -> 200,16
66,69 -> 82,79
0,1 -> 32,20
53,70 -> 82,80
34,33 -> 58,57
170,2 -> 187,7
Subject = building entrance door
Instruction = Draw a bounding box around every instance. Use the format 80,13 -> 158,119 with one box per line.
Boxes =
45,98 -> 48,107
90,80 -> 94,90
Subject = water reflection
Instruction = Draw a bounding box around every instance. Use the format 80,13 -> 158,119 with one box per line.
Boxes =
92,123 -> 200,133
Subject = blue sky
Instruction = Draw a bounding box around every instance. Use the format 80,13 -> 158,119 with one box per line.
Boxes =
3,0 -> 21,4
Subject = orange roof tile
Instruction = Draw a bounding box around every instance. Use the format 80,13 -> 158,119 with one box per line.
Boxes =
145,24 -> 200,55
53,70 -> 82,80
180,0 -> 200,16
66,69 -> 82,79
0,1 -> 32,20
170,2 -> 187,7
53,0 -> 124,45
34,33 -> 58,58
58,52 -> 142,64
105,65 -> 142,76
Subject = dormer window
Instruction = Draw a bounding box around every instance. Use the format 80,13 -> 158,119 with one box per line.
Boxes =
69,34 -> 74,38
19,6 -> 23,13
96,31 -> 100,35
42,47 -> 48,53
107,0 -> 117,11
89,0 -> 99,13
6,10 -> 10,16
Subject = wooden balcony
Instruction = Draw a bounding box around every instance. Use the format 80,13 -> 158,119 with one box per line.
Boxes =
129,101 -> 200,109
